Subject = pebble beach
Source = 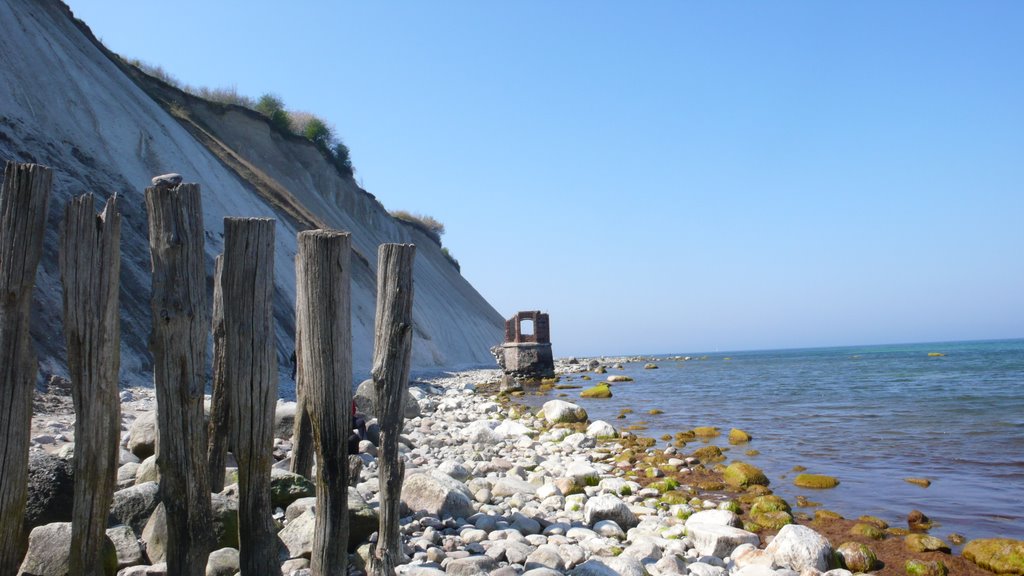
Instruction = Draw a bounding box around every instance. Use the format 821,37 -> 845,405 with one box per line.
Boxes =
21,361 -> 1022,576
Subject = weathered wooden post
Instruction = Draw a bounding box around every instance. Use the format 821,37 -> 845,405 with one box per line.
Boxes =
223,217 -> 281,576
289,388 -> 314,478
369,243 -> 416,576
295,230 -> 352,576
146,181 -> 211,576
61,194 -> 121,576
0,162 -> 52,574
207,255 -> 229,493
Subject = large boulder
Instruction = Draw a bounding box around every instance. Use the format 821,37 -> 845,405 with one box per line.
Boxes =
141,503 -> 169,563
686,509 -> 742,528
492,476 -> 538,498
354,379 -> 420,419
348,490 -> 379,551
106,524 -> 145,569
963,538 -> 1024,574
723,462 -> 769,489
278,509 -> 315,560
270,468 -> 315,508
571,556 -> 647,576
579,384 -> 611,398
17,522 -> 117,576
542,400 -> 587,424
134,455 -> 159,484
904,533 -> 951,554
524,544 -> 566,571
583,493 -> 638,530
401,470 -> 474,520
274,400 -> 299,440
565,461 -> 601,488
25,452 -> 75,530
764,524 -> 833,572
835,542 -> 879,573
685,522 -> 759,557
141,493 -> 241,561
445,555 -> 499,576
127,411 -> 158,459
493,419 -> 532,439
585,420 -> 618,439
109,481 -> 160,535
210,492 -> 240,550
206,547 -> 240,576
462,421 -> 497,445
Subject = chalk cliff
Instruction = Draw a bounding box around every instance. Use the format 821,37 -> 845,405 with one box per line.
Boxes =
0,0 -> 504,393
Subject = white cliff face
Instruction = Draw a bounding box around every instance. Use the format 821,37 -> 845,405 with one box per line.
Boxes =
0,0 -> 503,392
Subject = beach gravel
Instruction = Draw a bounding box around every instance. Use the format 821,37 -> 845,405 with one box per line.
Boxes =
23,366 -> 951,576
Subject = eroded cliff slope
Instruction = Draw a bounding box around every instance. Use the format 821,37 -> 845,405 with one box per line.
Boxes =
0,0 -> 504,392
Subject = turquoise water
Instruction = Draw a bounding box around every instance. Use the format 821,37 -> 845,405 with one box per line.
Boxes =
562,339 -> 1024,542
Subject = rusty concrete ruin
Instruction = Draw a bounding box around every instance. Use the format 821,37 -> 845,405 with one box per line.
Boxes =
492,311 -> 554,380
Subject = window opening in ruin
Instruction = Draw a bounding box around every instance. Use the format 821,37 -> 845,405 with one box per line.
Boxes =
520,318 -> 535,337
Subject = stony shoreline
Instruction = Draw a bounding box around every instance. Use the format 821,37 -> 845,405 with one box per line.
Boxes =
20,363 -> 1022,575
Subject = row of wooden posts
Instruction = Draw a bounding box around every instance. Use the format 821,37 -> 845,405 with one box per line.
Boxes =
0,161 -> 415,576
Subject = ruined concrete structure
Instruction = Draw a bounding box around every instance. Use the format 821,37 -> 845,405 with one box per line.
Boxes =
492,311 -> 554,379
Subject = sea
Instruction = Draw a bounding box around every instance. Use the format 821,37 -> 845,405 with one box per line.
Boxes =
558,339 -> 1024,544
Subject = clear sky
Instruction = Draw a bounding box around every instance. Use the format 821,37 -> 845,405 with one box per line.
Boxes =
67,1 -> 1023,357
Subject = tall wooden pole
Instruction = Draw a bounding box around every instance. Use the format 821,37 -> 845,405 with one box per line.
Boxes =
296,230 -> 353,576
223,217 -> 281,576
369,243 -> 416,576
289,393 -> 314,479
61,194 -> 121,576
207,255 -> 229,493
0,162 -> 52,574
145,182 -> 211,576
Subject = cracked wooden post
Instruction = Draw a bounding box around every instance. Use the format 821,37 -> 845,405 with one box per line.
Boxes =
145,181 -> 211,576
369,243 -> 416,576
289,386 -> 314,479
295,230 -> 352,576
61,193 -> 121,576
207,255 -> 229,493
0,162 -> 52,575
223,217 -> 281,576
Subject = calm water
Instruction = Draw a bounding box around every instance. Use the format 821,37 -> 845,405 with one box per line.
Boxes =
559,339 -> 1024,542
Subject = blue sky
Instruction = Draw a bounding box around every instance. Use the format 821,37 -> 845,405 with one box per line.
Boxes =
68,1 -> 1023,356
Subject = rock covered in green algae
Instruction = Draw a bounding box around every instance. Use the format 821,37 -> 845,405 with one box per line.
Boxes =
692,426 -> 720,437
723,462 -> 769,489
850,522 -> 886,540
858,515 -> 889,529
691,445 -> 725,462
962,538 -> 1024,574
906,559 -> 949,576
793,473 -> 840,489
837,541 -> 879,572
749,494 -> 791,515
753,510 -> 793,530
270,469 -> 316,508
728,428 -> 752,443
814,509 -> 844,522
905,533 -> 951,554
580,383 -> 612,398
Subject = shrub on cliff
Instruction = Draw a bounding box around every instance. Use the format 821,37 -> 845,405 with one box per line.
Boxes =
255,93 -> 291,133
332,142 -> 354,176
390,211 -> 445,245
441,247 -> 460,272
303,117 -> 332,148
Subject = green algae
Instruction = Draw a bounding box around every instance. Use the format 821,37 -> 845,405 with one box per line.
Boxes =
723,461 -> 769,489
793,473 -> 840,489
